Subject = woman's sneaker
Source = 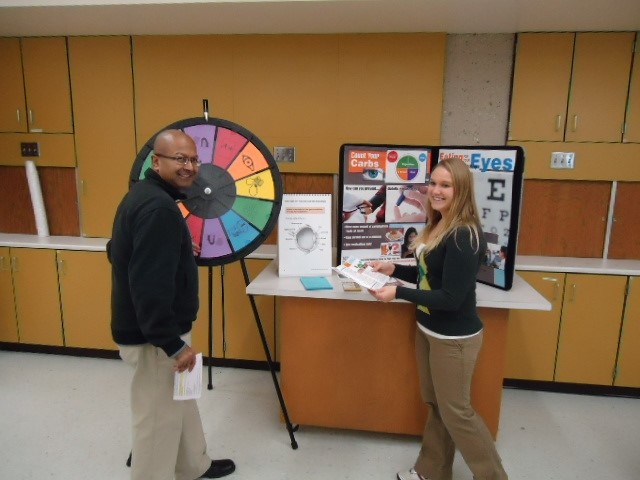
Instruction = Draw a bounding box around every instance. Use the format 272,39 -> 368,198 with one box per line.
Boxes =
397,468 -> 430,480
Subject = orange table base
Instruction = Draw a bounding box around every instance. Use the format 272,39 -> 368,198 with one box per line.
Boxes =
279,297 -> 508,438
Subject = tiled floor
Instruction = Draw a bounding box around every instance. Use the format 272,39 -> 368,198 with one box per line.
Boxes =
0,351 -> 638,479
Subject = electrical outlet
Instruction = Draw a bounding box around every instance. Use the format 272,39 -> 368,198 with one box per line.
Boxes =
274,146 -> 295,163
21,142 -> 40,157
550,152 -> 576,169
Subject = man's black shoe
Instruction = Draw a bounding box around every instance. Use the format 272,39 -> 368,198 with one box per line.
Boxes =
200,459 -> 236,478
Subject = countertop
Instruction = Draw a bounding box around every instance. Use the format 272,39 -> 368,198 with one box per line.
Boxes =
246,261 -> 551,311
2,234 -> 639,276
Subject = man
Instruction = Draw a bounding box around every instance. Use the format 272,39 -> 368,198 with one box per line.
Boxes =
108,129 -> 235,480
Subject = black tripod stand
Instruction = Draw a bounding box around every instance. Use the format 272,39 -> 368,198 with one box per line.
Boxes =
204,259 -> 299,449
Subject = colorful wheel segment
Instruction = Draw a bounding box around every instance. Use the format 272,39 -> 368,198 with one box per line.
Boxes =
130,117 -> 283,266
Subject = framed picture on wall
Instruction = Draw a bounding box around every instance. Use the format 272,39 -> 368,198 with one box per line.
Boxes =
337,143 -> 525,290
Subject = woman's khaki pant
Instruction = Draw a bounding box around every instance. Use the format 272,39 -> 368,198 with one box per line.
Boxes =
413,329 -> 508,480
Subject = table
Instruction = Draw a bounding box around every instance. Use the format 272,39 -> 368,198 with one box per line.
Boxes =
246,261 -> 550,438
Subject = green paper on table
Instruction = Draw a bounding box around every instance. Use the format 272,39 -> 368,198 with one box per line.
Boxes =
300,276 -> 333,290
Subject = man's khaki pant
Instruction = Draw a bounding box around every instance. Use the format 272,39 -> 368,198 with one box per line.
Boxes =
119,334 -> 211,480
413,329 -> 508,480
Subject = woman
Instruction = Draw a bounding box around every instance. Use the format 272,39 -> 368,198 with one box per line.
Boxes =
401,227 -> 418,258
369,157 -> 508,480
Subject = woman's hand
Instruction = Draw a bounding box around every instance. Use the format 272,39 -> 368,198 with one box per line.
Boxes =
369,260 -> 395,276
368,285 -> 397,302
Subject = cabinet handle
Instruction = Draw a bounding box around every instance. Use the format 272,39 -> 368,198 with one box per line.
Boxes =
541,276 -> 560,301
28,109 -> 34,124
57,259 -> 66,276
572,115 -> 578,132
0,256 -> 6,271
569,283 -> 577,302
16,109 -> 21,124
555,115 -> 561,132
11,256 -> 18,272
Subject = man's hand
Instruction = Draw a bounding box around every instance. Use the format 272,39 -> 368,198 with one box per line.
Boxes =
174,345 -> 197,372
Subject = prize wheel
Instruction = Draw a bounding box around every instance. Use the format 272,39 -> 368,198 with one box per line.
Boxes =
130,117 -> 283,267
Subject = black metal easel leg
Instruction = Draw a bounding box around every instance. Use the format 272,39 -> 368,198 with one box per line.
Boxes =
207,266 -> 213,390
239,258 -> 299,449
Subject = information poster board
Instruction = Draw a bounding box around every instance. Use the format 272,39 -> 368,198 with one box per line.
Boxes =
338,144 -> 524,290
437,147 -> 525,290
338,144 -> 434,267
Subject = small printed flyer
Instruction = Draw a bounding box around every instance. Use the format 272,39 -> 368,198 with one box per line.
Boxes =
333,256 -> 390,290
173,353 -> 203,401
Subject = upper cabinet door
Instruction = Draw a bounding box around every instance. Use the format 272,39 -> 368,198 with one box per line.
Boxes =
21,37 -> 73,133
623,36 -> 640,143
565,32 -> 635,142
68,36 -> 136,238
0,38 -> 28,132
509,33 -> 574,142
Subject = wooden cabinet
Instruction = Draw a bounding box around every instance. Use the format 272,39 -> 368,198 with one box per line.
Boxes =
624,38 -> 640,143
615,276 -> 640,387
0,37 -> 74,166
565,32 -> 636,142
0,38 -> 28,132
509,32 -> 636,143
505,271 -> 564,381
68,36 -> 136,237
0,37 -> 73,133
186,261 -> 275,361
193,266 -> 224,358
507,271 -> 639,388
21,37 -> 73,133
509,33 -> 574,142
57,250 -> 114,350
222,260 -> 275,361
0,247 -> 19,342
11,248 -> 64,346
555,274 -> 627,385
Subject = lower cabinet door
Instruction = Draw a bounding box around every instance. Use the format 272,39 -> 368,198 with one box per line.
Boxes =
555,273 -> 626,385
57,250 -> 114,350
505,271 -> 564,381
615,276 -> 640,387
13,248 -> 63,346
0,247 -> 19,342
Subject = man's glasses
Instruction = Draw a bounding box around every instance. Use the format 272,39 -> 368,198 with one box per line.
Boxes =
154,152 -> 201,166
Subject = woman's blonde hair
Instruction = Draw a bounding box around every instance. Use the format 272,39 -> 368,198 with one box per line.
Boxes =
415,157 -> 483,253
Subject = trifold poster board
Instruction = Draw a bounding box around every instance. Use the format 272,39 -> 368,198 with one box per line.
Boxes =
278,193 -> 332,277
338,144 -> 525,290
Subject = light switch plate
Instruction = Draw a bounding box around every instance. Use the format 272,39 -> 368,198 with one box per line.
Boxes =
550,152 -> 575,169
274,146 -> 295,163
20,142 -> 40,157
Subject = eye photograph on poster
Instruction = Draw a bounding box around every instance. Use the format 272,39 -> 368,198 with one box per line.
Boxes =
338,144 -> 524,290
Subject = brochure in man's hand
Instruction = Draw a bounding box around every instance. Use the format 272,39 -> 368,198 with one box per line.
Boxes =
333,256 -> 391,290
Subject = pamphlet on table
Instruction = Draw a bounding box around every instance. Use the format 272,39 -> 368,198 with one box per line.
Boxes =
333,256 -> 390,290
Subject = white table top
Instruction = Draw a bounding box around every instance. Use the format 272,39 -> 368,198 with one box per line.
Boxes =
0,233 -> 277,259
246,261 -> 551,311
0,233 -> 109,251
2,233 -> 638,277
515,255 -> 640,276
